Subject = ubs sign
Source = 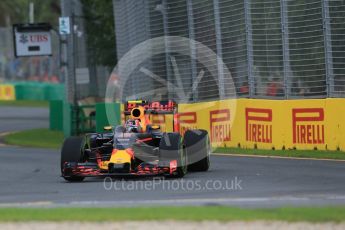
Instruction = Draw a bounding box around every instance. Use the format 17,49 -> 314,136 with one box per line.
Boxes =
13,23 -> 52,57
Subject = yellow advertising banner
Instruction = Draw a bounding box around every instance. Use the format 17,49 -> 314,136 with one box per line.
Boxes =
177,98 -> 345,151
0,84 -> 16,101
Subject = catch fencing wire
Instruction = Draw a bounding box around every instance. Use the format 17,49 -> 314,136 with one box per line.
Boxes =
113,0 -> 345,101
329,0 -> 345,97
61,0 -> 115,103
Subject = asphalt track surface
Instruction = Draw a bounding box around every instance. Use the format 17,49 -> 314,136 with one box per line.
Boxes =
0,107 -> 345,208
0,106 -> 48,133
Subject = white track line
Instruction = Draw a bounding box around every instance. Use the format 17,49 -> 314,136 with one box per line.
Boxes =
2,196 -> 345,207
213,153 -> 345,162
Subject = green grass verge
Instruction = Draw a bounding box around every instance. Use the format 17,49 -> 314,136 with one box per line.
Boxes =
4,128 -> 64,149
0,100 -> 49,107
215,147 -> 345,160
0,206 -> 344,222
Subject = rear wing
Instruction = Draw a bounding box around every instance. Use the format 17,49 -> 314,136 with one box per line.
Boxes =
124,100 -> 177,115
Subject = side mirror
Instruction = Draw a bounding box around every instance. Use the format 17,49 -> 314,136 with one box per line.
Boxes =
103,126 -> 113,131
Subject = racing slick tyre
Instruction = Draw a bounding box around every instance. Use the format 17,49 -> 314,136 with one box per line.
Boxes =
60,136 -> 87,182
159,133 -> 187,178
184,129 -> 210,172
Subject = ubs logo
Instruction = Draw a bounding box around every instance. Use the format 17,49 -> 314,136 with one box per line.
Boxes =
245,108 -> 272,143
292,108 -> 325,144
19,34 -> 28,44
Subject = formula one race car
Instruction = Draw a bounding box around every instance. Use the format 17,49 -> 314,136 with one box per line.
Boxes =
61,100 -> 210,181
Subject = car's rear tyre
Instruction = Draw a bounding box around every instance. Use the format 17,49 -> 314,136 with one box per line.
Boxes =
184,129 -> 210,172
159,133 -> 187,178
60,136 -> 86,182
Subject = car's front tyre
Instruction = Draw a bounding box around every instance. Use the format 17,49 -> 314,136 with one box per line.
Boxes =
60,136 -> 86,182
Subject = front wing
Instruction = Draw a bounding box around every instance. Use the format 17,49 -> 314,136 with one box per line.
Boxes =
62,160 -> 177,178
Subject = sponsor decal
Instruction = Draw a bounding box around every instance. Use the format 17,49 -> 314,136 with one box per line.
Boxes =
19,34 -> 49,44
245,108 -> 272,143
175,112 -> 197,135
29,34 -> 49,43
4,86 -> 12,97
126,100 -> 175,112
210,109 -> 231,142
0,85 -> 15,100
19,34 -> 28,44
292,108 -> 325,144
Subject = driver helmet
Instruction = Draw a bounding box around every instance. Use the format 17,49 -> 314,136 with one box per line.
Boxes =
125,119 -> 141,133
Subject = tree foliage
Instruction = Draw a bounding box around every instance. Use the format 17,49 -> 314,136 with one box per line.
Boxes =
0,0 -> 60,27
81,0 -> 117,68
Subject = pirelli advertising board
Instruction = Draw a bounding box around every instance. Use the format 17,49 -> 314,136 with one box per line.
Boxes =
0,84 -> 16,100
176,98 -> 345,151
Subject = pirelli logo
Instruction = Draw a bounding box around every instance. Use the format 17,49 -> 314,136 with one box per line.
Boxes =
292,108 -> 325,144
175,112 -> 197,136
245,108 -> 272,143
210,109 -> 231,142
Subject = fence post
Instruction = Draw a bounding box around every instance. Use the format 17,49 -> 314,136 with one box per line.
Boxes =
60,0 -> 76,104
281,0 -> 292,98
244,0 -> 254,97
60,0 -> 79,136
162,0 -> 172,100
213,0 -> 225,99
187,0 -> 198,102
322,0 -> 334,97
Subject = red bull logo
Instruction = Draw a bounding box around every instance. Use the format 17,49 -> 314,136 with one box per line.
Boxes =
126,100 -> 175,112
292,108 -> 325,144
245,108 -> 272,143
210,109 -> 231,142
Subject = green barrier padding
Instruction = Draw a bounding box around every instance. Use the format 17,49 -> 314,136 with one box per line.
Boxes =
45,84 -> 65,101
49,100 -> 63,131
14,82 -> 64,101
96,102 -> 121,133
15,83 -> 45,100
